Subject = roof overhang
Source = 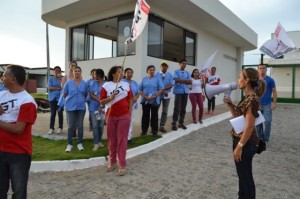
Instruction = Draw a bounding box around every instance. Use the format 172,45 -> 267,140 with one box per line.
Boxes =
42,0 -> 257,51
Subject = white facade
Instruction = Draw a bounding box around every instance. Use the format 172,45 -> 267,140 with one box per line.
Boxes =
42,0 -> 257,118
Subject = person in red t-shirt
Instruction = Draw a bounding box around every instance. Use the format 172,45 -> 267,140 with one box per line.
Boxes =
100,66 -> 133,176
0,65 -> 37,198
205,67 -> 221,115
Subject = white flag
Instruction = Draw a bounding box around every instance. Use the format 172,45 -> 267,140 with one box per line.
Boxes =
126,0 -> 150,43
260,23 -> 296,58
200,49 -> 218,74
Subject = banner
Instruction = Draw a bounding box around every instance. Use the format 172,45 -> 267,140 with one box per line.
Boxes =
260,23 -> 296,58
200,49 -> 218,74
126,0 -> 150,43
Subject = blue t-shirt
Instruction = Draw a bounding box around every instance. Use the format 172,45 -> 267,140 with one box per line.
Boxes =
155,71 -> 174,99
173,69 -> 192,94
122,79 -> 139,109
260,76 -> 276,105
48,76 -> 62,101
139,76 -> 164,104
86,78 -> 96,102
64,80 -> 87,111
89,80 -> 105,112
0,83 -> 7,92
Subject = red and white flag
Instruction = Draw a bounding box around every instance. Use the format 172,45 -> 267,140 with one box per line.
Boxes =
260,23 -> 296,58
200,49 -> 218,75
126,0 -> 150,43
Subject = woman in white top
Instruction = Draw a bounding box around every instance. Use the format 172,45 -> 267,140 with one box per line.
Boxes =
189,69 -> 205,124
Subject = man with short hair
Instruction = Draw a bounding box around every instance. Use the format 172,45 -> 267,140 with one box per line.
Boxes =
256,64 -> 277,143
155,61 -> 174,133
172,59 -> 192,130
0,65 -> 37,198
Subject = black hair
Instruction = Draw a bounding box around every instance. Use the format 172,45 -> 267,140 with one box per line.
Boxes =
95,68 -> 105,79
53,66 -> 61,71
7,64 -> 26,85
107,66 -> 122,81
191,68 -> 199,78
124,68 -> 134,73
179,58 -> 187,64
146,65 -> 155,72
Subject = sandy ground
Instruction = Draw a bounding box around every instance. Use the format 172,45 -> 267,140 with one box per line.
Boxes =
25,103 -> 300,199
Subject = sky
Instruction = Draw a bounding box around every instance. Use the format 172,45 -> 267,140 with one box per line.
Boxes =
0,0 -> 299,70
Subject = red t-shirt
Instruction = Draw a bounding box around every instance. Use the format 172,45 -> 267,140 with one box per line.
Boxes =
0,91 -> 37,154
100,81 -> 133,117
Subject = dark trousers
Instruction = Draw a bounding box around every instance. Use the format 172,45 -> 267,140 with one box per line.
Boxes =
207,96 -> 216,112
49,100 -> 63,130
233,138 -> 257,199
141,103 -> 159,133
172,94 -> 188,125
0,152 -> 31,199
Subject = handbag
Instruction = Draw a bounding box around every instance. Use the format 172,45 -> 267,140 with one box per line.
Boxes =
256,124 -> 266,154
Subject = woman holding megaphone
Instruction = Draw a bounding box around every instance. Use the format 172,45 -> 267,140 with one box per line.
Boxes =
223,68 -> 265,199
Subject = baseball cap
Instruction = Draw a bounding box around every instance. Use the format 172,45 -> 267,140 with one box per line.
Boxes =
161,60 -> 168,66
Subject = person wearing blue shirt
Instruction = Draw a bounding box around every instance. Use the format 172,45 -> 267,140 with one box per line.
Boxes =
139,65 -> 163,136
47,66 -> 63,135
86,69 -> 96,131
89,69 -> 106,151
172,59 -> 192,130
122,68 -> 140,143
155,61 -> 174,133
63,66 -> 87,152
256,64 -> 277,143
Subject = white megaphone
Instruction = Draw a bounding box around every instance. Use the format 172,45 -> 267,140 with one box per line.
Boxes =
204,82 -> 238,100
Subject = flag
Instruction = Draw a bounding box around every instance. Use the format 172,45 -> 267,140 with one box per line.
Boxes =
200,49 -> 218,74
126,0 -> 150,43
260,23 -> 296,58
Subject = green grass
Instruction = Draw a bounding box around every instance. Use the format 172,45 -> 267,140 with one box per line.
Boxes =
31,93 -> 47,99
32,135 -> 161,161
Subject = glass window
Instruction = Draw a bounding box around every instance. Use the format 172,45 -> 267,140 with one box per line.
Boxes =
185,31 -> 196,65
71,26 -> 85,61
148,15 -> 163,58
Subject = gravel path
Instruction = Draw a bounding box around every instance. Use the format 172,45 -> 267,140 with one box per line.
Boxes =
27,104 -> 300,199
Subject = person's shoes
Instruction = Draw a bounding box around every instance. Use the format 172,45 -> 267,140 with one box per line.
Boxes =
118,168 -> 126,176
48,129 -> 54,135
99,143 -> 104,148
107,164 -> 117,172
56,128 -> 62,134
193,121 -> 197,124
178,124 -> 187,129
65,144 -> 73,153
210,111 -> 215,115
141,132 -> 147,136
128,139 -> 134,144
205,111 -> 210,115
93,144 -> 99,151
159,126 -> 167,133
77,143 -> 84,151
199,120 -> 203,124
152,131 -> 158,136
172,125 -> 177,131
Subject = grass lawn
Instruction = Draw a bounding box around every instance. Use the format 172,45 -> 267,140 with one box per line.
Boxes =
31,93 -> 47,99
32,135 -> 161,161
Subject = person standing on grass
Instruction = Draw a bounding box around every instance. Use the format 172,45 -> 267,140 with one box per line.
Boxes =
86,68 -> 96,132
205,67 -> 221,115
155,61 -> 174,133
89,69 -> 106,151
172,59 -> 192,131
0,65 -> 37,199
48,66 -> 63,135
63,66 -> 87,153
100,66 -> 133,176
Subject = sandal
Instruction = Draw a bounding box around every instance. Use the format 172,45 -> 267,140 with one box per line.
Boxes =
106,164 -> 116,172
118,168 -> 126,176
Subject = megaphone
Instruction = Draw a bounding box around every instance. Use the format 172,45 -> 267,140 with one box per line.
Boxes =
204,82 -> 238,100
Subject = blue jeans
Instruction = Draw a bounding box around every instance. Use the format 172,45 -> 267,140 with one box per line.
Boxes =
233,138 -> 257,199
49,100 -> 63,130
0,152 -> 31,199
89,111 -> 104,144
256,104 -> 272,142
67,110 -> 86,145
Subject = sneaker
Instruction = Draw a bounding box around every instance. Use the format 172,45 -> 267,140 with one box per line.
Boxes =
99,143 -> 105,148
77,143 -> 84,151
47,129 -> 54,135
172,125 -> 177,131
159,126 -> 167,133
178,124 -> 187,129
56,128 -> 62,134
92,144 -> 99,151
65,144 -> 73,153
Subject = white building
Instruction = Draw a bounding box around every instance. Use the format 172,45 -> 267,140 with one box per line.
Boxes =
41,0 -> 257,118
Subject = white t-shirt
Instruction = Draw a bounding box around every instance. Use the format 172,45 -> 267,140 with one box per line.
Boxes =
189,78 -> 203,94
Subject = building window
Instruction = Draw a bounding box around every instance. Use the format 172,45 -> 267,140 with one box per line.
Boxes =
147,15 -> 196,65
70,14 -> 135,61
